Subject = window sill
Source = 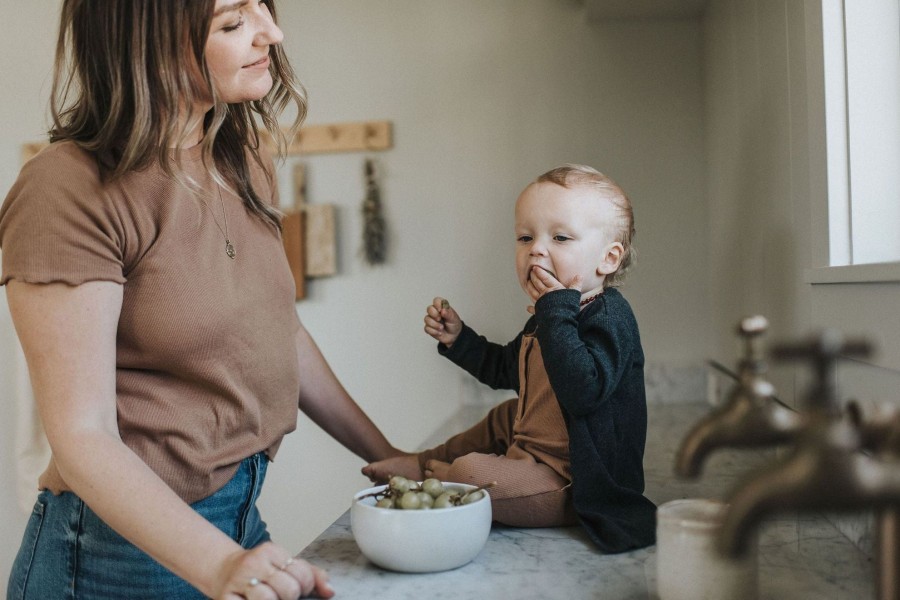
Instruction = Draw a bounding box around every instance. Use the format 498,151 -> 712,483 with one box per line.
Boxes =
805,262 -> 900,284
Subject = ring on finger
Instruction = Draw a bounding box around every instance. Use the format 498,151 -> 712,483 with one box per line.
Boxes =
278,557 -> 295,571
248,577 -> 261,587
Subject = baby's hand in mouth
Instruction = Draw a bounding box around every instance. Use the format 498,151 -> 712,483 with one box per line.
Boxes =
528,265 -> 565,295
530,265 -> 557,280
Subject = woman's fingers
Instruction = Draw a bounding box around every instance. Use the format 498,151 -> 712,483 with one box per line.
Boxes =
222,545 -> 333,600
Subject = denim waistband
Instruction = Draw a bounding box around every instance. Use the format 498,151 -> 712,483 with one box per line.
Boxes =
7,452 -> 271,600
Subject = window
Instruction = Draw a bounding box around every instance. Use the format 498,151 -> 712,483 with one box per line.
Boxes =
822,0 -> 900,266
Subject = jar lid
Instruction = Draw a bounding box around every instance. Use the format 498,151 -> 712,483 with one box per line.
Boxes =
656,498 -> 727,530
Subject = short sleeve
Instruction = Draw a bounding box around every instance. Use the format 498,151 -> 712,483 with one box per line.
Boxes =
0,143 -> 127,286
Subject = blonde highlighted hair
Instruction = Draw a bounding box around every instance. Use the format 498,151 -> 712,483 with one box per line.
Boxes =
535,164 -> 636,287
50,0 -> 306,231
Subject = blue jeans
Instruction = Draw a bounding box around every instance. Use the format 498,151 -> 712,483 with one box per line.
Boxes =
7,452 -> 271,600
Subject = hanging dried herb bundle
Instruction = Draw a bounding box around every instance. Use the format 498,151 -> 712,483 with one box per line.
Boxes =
362,158 -> 387,265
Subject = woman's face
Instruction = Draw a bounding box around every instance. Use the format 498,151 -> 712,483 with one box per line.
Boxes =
205,0 -> 284,104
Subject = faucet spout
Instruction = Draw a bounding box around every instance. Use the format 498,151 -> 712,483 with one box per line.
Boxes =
716,451 -> 813,558
719,420 -> 900,558
675,380 -> 803,478
676,316 -> 806,478
680,324 -> 900,599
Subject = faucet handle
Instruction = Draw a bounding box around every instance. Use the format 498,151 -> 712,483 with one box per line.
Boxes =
739,315 -> 769,336
737,315 -> 769,370
771,329 -> 872,364
771,329 -> 873,412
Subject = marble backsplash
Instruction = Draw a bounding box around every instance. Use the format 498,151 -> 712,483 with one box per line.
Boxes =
644,362 -> 709,405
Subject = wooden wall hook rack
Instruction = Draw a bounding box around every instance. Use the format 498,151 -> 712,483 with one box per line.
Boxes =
274,119 -> 393,156
20,119 -> 393,165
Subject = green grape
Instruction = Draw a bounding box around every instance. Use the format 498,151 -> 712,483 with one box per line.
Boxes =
421,478 -> 443,498
399,490 -> 421,510
389,475 -> 411,494
462,490 -> 484,505
417,491 -> 434,509
364,477 -> 491,510
433,492 -> 454,509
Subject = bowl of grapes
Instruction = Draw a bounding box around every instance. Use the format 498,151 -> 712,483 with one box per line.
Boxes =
350,476 -> 492,573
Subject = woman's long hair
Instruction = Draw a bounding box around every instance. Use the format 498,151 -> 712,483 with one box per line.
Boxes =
50,0 -> 306,230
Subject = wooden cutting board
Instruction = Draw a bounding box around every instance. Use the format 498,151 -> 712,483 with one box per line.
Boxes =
292,163 -> 337,279
304,204 -> 336,277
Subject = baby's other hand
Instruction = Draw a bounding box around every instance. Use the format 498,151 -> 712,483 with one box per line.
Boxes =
362,454 -> 423,483
424,297 -> 462,348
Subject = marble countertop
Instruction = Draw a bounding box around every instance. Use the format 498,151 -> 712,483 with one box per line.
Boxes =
298,402 -> 874,599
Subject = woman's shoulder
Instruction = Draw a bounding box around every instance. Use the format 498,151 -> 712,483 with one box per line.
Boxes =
17,141 -> 103,196
0,141 -> 127,285
1,140 -> 129,253
25,140 -> 99,173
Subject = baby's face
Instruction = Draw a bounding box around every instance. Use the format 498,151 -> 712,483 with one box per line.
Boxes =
514,182 -> 621,299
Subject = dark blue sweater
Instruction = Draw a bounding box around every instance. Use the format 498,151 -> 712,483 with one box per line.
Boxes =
535,287 -> 656,552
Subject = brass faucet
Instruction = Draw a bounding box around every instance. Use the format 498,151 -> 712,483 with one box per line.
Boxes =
715,330 -> 900,600
674,316 -> 803,478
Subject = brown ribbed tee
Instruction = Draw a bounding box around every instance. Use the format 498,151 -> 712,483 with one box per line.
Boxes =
0,141 -> 301,503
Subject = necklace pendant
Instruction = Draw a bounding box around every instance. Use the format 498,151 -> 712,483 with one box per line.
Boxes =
225,240 -> 236,259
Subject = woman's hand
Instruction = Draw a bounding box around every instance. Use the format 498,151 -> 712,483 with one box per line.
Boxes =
216,543 -> 333,599
361,452 -> 421,483
423,459 -> 452,481
424,297 -> 462,348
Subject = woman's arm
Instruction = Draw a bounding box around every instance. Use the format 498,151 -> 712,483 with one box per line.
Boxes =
7,280 -> 330,599
293,322 -> 401,463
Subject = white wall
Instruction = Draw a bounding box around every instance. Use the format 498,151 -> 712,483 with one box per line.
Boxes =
0,0 -> 62,580
702,0 -> 815,399
0,0 -> 708,580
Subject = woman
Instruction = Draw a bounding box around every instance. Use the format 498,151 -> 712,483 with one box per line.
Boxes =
1,1 -> 400,598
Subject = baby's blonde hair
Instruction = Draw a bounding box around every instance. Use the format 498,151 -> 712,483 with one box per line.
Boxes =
535,164 -> 636,287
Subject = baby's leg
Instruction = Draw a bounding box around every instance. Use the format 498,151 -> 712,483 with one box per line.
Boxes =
418,397 -> 518,468
365,398 -> 520,484
362,454 -> 423,483
439,452 -> 576,528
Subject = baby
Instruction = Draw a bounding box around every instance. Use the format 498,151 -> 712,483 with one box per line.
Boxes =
364,164 -> 656,552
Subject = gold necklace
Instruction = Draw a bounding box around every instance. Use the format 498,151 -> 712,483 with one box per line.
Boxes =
201,185 -> 236,259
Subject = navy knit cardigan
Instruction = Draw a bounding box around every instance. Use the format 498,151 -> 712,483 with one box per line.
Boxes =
440,287 -> 656,553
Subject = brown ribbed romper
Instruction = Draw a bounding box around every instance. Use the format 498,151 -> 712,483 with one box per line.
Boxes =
418,333 -> 578,527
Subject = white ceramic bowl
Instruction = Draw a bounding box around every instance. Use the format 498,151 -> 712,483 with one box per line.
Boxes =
350,482 -> 492,573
